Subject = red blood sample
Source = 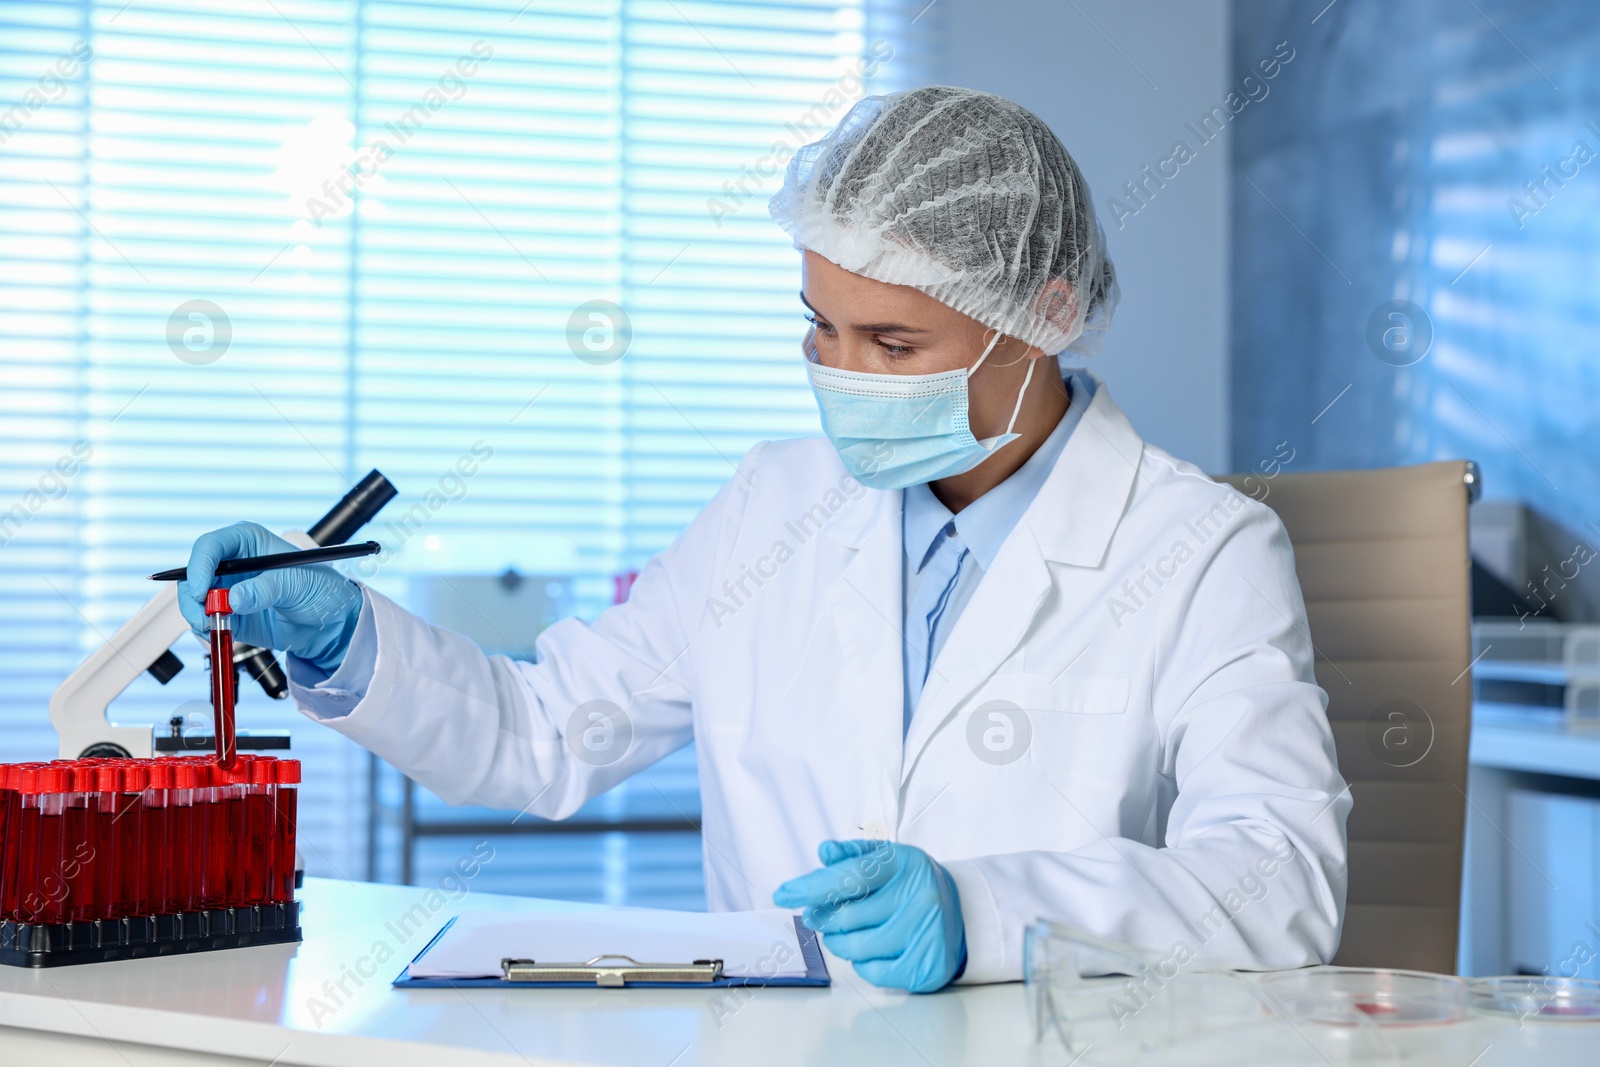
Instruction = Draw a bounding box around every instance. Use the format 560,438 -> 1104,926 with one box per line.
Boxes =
272,760 -> 299,904
92,765 -> 121,921
246,758 -> 276,907
112,763 -> 147,917
8,764 -> 41,921
0,765 -> 17,921
170,761 -> 200,913
195,758 -> 217,908
35,767 -> 67,925
200,756 -> 249,909
225,756 -> 253,908
206,589 -> 237,770
0,765 -> 13,920
142,762 -> 174,914
65,764 -> 96,922
199,759 -> 222,910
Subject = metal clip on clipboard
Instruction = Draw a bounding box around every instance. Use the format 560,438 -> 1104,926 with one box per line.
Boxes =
501,955 -> 725,987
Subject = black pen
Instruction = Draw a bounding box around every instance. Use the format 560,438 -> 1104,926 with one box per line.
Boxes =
149,540 -> 382,582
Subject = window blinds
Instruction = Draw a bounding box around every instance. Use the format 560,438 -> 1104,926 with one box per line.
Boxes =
0,0 -> 931,896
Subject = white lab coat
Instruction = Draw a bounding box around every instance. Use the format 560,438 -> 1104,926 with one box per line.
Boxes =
291,375 -> 1350,984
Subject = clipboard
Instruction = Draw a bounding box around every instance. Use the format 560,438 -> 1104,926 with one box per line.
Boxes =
393,914 -> 831,988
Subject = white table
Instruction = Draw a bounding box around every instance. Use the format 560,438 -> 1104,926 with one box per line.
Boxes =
0,878 -> 1595,1066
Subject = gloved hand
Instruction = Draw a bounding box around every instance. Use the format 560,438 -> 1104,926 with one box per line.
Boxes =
772,839 -> 966,993
176,521 -> 364,675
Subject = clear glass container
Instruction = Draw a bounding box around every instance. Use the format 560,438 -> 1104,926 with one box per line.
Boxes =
1256,966 -> 1469,1027
1024,920 -> 1283,1065
1468,976 -> 1600,1021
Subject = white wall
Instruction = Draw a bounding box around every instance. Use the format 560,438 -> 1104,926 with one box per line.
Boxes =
938,0 -> 1231,472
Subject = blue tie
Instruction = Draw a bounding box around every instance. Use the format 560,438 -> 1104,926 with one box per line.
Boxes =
905,521 -> 969,734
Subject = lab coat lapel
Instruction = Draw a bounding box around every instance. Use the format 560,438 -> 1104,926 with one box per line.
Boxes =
899,526 -> 1051,784
899,379 -> 1145,786
821,486 -> 907,784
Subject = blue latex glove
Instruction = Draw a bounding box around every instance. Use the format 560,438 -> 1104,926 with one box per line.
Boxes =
772,839 -> 966,993
176,521 -> 363,675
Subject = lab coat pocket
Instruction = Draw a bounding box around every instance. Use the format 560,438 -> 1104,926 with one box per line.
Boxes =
974,672 -> 1130,715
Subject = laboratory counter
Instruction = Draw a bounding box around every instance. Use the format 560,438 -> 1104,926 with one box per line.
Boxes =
0,878 -> 1596,1066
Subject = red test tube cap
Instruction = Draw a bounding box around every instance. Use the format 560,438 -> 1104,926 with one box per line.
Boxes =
174,762 -> 201,789
120,763 -> 149,791
95,765 -> 121,792
205,587 -> 231,615
250,759 -> 275,785
216,758 -> 251,785
39,767 -> 67,794
275,760 -> 301,785
146,762 -> 174,789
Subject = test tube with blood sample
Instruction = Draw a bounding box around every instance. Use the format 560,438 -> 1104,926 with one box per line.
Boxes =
272,760 -> 299,904
205,587 -> 238,770
0,766 -> 23,921
0,765 -> 11,919
170,760 -> 200,913
34,766 -> 67,925
245,758 -> 275,906
142,761 -> 174,915
92,764 -> 121,920
65,763 -> 96,922
111,762 -> 147,918
4,766 -> 41,922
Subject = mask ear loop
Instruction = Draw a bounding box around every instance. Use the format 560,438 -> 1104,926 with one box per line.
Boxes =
967,330 -> 1038,442
1003,356 -> 1038,436
966,330 -> 1006,378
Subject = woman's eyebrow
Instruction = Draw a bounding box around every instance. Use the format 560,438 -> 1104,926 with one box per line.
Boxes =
798,290 -> 928,334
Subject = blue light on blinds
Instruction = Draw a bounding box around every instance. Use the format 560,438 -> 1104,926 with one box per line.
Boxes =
0,0 -> 931,899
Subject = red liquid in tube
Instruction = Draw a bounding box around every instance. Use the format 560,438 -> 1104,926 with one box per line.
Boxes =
170,761 -> 200,913
246,758 -> 275,907
112,763 -> 146,917
206,588 -> 237,771
0,754 -> 298,926
200,756 -> 245,910
64,764 -> 94,921
0,765 -> 13,920
200,760 -> 219,911
92,764 -> 121,921
8,766 -> 41,922
34,767 -> 67,925
225,757 -> 252,908
142,761 -> 174,915
272,760 -> 299,904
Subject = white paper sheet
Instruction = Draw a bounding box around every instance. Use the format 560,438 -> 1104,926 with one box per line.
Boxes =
406,907 -> 808,980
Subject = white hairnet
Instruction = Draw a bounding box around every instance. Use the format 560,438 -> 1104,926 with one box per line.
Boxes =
769,85 -> 1119,358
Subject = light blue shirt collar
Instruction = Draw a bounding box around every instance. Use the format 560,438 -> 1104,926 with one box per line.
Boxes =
903,369 -> 1095,572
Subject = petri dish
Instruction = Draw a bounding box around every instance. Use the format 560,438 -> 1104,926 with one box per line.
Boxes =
1468,976 -> 1600,1021
1257,967 -> 1469,1027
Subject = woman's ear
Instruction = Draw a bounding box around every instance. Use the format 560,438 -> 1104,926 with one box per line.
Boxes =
1035,277 -> 1078,334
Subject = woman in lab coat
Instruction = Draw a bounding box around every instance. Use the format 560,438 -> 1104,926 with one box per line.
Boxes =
180,86 -> 1349,993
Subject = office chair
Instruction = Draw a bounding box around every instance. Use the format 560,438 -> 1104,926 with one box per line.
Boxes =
1217,460 -> 1479,974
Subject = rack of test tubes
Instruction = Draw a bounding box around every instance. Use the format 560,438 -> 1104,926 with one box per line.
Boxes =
0,754 -> 301,967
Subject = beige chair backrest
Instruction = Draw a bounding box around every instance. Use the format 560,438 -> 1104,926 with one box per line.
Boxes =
1217,460 -> 1476,974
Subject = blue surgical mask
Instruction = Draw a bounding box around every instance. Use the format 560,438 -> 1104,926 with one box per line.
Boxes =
806,331 -> 1038,490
